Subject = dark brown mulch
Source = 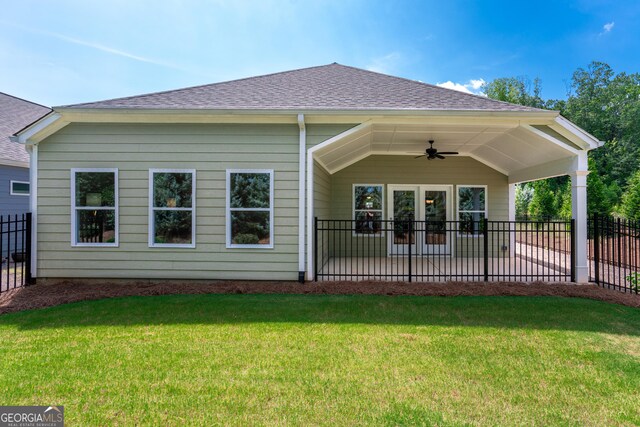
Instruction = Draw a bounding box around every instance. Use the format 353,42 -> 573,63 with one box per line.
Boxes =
0,280 -> 638,315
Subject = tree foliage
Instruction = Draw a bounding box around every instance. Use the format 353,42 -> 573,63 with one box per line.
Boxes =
482,76 -> 545,109
619,170 -> 640,220
484,61 -> 640,220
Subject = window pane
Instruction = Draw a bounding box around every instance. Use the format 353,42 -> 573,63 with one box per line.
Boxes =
76,172 -> 115,207
12,182 -> 29,194
153,172 -> 193,208
230,173 -> 270,209
424,190 -> 446,222
458,187 -> 485,211
154,211 -> 193,244
458,212 -> 486,235
231,211 -> 270,245
354,185 -> 382,210
355,211 -> 382,234
76,210 -> 116,243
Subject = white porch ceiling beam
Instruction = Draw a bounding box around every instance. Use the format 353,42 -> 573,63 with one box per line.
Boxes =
467,153 -> 510,176
518,124 -> 581,155
508,154 -> 587,184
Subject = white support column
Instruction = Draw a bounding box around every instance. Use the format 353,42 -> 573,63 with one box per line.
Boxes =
508,183 -> 516,258
570,170 -> 589,282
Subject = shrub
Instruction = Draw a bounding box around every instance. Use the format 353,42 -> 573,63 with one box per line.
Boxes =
234,233 -> 259,245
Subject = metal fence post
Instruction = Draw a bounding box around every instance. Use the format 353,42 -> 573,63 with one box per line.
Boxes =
314,217 -> 318,282
25,213 -> 33,285
407,220 -> 412,282
593,214 -> 600,285
483,218 -> 489,281
570,218 -> 576,282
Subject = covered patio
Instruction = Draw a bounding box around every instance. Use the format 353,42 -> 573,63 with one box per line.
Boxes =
305,113 -> 601,282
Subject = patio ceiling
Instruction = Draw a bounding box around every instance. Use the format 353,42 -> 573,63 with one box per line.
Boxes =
310,116 -> 601,183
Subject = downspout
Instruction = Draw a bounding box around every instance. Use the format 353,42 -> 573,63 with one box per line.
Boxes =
297,114 -> 306,283
306,141 -> 314,282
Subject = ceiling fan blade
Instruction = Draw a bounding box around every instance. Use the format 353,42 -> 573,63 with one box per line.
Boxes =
435,154 -> 446,159
414,154 -> 426,159
438,152 -> 459,155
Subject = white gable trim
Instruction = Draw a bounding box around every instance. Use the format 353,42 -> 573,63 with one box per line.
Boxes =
12,112 -> 68,145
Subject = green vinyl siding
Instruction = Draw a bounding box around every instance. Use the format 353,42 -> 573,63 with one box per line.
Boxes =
37,123 -> 307,281
306,124 -> 357,150
329,155 -> 509,257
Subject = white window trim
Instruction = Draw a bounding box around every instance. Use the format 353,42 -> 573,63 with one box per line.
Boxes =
456,185 -> 488,237
148,169 -> 196,248
71,168 -> 119,247
10,180 -> 30,196
352,183 -> 384,237
226,169 -> 274,249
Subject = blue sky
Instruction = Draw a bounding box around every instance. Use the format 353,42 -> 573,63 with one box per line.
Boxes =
1,0 -> 638,107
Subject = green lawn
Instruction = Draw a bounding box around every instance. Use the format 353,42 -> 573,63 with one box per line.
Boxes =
1,294 -> 639,426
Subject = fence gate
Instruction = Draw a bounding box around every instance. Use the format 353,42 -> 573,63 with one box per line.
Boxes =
1,213 -> 32,293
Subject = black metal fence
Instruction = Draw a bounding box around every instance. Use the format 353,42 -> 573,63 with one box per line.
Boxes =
589,214 -> 639,294
315,218 -> 574,282
1,213 -> 32,293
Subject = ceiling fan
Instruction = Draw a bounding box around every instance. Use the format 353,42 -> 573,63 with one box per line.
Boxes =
414,140 -> 459,160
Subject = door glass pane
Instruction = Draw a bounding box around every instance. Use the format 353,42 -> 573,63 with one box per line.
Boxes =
393,190 -> 415,244
424,190 -> 446,244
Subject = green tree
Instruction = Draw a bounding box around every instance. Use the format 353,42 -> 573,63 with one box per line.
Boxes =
528,180 -> 556,220
563,62 -> 640,202
484,62 -> 640,219
586,157 -> 618,216
619,170 -> 640,220
482,76 -> 545,108
515,183 -> 533,219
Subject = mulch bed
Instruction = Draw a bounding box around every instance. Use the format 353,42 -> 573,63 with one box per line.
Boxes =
0,280 -> 638,315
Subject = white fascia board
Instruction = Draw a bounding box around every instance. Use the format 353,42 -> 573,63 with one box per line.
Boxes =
55,107 -> 558,125
13,112 -> 68,145
554,116 -> 603,150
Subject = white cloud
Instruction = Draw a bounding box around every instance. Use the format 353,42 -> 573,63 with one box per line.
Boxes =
469,78 -> 486,90
437,81 -> 473,94
3,21 -> 195,74
599,21 -> 615,36
437,79 -> 486,95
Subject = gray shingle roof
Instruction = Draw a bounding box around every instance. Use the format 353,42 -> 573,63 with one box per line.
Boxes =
61,63 -> 546,113
0,93 -> 51,165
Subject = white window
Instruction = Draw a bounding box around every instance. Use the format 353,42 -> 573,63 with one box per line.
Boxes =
353,184 -> 383,235
10,180 -> 30,196
71,168 -> 118,247
149,169 -> 196,248
457,185 -> 487,236
226,170 -> 274,248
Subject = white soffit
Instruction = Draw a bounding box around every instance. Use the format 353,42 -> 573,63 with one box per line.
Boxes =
313,120 -> 581,176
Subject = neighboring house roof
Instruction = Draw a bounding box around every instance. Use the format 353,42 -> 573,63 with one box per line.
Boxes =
0,92 -> 51,166
60,63 -> 546,113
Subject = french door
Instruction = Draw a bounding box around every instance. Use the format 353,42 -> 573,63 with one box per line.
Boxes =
387,185 -> 453,256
